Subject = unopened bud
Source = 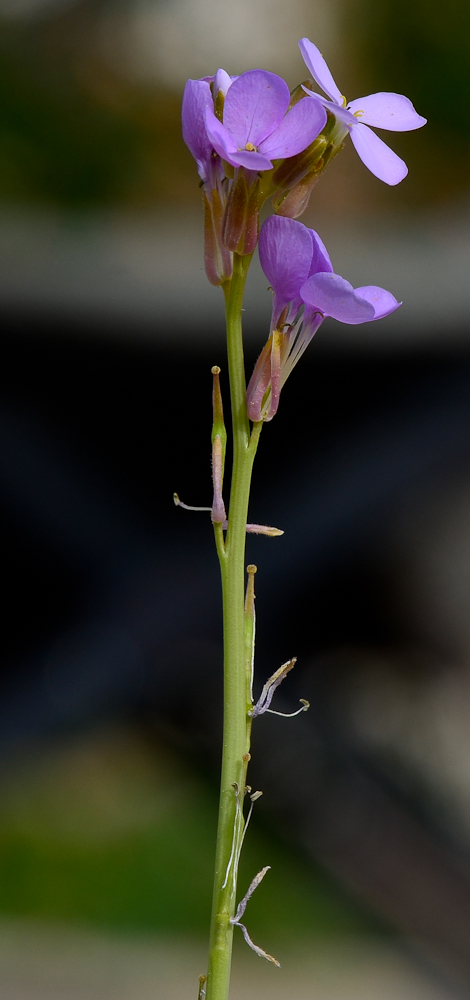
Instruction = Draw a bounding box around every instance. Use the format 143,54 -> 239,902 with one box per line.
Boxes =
223,171 -> 260,255
204,189 -> 232,286
274,165 -> 322,218
272,135 -> 327,192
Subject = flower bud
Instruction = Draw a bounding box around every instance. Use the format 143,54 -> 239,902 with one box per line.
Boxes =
223,170 -> 260,255
272,111 -> 347,219
204,189 -> 233,286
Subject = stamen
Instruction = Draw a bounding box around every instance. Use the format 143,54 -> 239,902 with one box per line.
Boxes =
267,698 -> 310,717
222,783 -> 244,890
245,523 -> 284,536
250,657 -> 297,717
245,142 -> 256,152
173,493 -> 212,512
198,975 -> 207,1000
230,867 -> 281,967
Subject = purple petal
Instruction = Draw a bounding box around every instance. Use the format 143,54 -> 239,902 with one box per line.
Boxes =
302,88 -> 356,127
259,216 -> 314,321
259,96 -> 326,159
204,106 -> 238,162
298,38 -> 343,105
213,68 -> 234,97
301,272 -> 376,324
228,149 -> 273,171
350,122 -> 408,185
182,79 -> 214,180
205,107 -> 273,168
348,92 -> 427,132
354,285 -> 401,319
223,70 -> 290,149
307,228 -> 333,275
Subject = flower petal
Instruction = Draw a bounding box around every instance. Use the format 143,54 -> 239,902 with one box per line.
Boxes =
354,285 -> 401,319
259,216 -> 314,322
182,79 -> 214,181
204,106 -> 239,163
205,108 -> 273,169
213,68 -> 234,98
350,122 -> 408,185
307,228 -> 334,275
223,70 -> 290,149
301,272 -> 376,323
348,92 -> 427,132
260,96 -> 326,159
302,89 -> 356,127
298,37 -> 343,105
229,150 -> 273,171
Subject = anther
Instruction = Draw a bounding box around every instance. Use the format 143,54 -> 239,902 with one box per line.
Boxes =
198,974 -> 207,1000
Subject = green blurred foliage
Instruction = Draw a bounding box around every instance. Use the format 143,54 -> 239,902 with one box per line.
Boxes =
0,727 -> 370,938
1,0 -> 468,210
0,5 -> 196,208
347,0 -> 470,203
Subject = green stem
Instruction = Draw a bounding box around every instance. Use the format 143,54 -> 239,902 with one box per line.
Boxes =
206,253 -> 262,1000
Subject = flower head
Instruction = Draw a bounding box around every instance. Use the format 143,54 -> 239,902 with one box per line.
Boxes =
246,216 -> 400,421
204,69 -> 327,173
299,37 -> 426,185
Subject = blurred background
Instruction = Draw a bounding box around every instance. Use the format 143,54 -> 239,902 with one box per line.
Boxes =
1,1 -> 470,998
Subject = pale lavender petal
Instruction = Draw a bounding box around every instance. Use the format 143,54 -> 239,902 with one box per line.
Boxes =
298,37 -> 343,105
301,272 -> 375,323
229,149 -> 273,171
302,88 -> 356,127
259,216 -> 314,321
348,92 -> 427,131
182,79 -> 214,180
205,107 -> 272,167
223,70 -> 290,149
260,97 -> 326,159
350,122 -> 408,185
204,106 -> 238,162
213,68 -> 233,97
308,228 -> 333,275
354,285 -> 401,319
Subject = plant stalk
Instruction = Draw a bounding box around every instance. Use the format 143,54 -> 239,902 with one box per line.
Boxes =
206,253 -> 262,1000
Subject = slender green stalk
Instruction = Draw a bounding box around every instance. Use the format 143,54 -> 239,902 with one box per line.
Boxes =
206,253 -> 262,1000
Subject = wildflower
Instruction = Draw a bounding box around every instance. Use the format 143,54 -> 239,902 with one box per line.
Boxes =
204,69 -> 326,172
183,68 -> 327,260
182,78 -> 233,284
246,216 -> 400,421
299,37 -> 426,185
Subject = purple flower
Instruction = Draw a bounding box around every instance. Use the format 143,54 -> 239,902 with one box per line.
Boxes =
182,77 -> 233,284
204,69 -> 327,173
299,37 -> 426,185
246,216 -> 400,421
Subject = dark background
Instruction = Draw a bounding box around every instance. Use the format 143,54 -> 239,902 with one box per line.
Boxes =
1,1 -> 470,996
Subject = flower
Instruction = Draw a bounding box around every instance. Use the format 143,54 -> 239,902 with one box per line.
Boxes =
298,37 -> 426,185
182,77 -> 233,283
204,69 -> 327,173
246,216 -> 400,420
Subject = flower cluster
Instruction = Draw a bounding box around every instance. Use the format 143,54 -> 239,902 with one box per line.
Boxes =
182,37 -> 426,285
182,37 -> 425,417
182,67 -> 326,282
